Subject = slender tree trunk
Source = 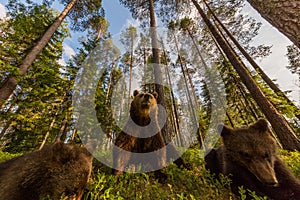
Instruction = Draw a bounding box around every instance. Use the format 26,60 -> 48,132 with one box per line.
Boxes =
106,64 -> 114,102
95,24 -> 103,42
39,92 -> 67,149
235,79 -> 259,120
0,99 -> 20,139
128,38 -> 134,110
54,118 -> 68,142
226,111 -> 235,127
39,121 -> 54,150
246,0 -> 300,49
0,120 -> 11,139
191,0 -> 300,151
0,0 -> 77,107
148,0 -> 165,105
70,113 -> 80,141
203,0 -> 300,120
161,42 -> 182,139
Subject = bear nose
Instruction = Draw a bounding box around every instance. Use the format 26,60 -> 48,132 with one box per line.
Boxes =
144,94 -> 151,100
265,180 -> 279,187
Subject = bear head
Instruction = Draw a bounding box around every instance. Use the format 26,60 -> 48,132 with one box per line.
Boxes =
218,119 -> 279,186
130,90 -> 158,126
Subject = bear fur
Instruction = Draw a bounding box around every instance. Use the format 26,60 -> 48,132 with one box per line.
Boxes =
205,119 -> 300,200
0,141 -> 95,200
113,90 -> 166,175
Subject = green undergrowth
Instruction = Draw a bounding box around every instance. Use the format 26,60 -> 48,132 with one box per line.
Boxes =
0,150 -> 22,163
280,149 -> 300,178
84,148 -> 300,200
0,147 -> 299,200
84,148 -> 235,200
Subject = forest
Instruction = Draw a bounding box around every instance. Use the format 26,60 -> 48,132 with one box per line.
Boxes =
0,0 -> 300,199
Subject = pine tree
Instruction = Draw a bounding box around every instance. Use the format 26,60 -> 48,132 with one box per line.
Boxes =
0,0 -> 104,107
0,2 -> 70,152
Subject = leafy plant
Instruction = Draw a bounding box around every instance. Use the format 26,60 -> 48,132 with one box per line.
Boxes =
280,149 -> 300,178
0,150 -> 22,163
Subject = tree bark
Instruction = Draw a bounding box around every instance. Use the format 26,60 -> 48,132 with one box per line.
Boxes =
128,35 -> 134,110
246,0 -> 300,49
191,0 -> 300,151
148,0 -> 165,105
149,0 -> 170,143
0,0 -> 77,107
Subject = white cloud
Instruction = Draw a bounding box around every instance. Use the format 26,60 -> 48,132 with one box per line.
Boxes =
63,43 -> 76,59
0,3 -> 6,18
57,43 -> 75,67
58,57 -> 66,66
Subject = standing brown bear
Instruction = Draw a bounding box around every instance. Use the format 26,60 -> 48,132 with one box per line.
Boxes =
113,90 -> 166,175
205,119 -> 300,200
0,141 -> 95,200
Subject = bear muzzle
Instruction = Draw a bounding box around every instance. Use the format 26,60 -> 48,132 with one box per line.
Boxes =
249,161 -> 279,187
141,98 -> 152,107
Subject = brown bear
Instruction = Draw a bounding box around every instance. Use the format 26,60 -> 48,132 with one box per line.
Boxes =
205,119 -> 300,200
113,90 -> 166,175
0,141 -> 96,200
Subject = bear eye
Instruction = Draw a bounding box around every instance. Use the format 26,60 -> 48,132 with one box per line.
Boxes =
263,153 -> 271,161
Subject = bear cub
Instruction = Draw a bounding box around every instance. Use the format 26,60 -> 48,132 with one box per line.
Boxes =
205,119 -> 300,200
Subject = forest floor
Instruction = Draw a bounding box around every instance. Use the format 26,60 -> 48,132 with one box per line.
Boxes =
82,148 -> 300,200
1,146 -> 299,200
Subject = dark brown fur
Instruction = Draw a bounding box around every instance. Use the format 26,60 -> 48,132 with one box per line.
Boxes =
113,90 -> 166,175
0,141 -> 95,200
205,119 -> 300,200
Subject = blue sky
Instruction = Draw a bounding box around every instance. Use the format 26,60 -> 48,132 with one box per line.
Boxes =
102,0 -> 132,34
0,0 -> 298,104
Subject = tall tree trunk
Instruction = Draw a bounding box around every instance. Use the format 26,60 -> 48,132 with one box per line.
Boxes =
148,0 -> 170,142
191,0 -> 300,151
161,42 -> 182,140
203,0 -> 300,120
128,38 -> 134,110
148,0 -> 165,105
246,0 -> 300,49
0,0 -> 77,107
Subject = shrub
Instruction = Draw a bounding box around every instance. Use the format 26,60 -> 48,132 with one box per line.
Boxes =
0,150 -> 22,163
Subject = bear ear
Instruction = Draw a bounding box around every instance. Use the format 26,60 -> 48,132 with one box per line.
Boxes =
217,124 -> 232,137
251,118 -> 268,132
152,92 -> 158,99
133,90 -> 139,97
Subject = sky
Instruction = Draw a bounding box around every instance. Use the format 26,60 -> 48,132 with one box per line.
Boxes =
0,0 -> 298,104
